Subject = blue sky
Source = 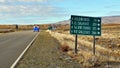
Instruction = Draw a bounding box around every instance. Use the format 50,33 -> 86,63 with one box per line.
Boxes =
0,0 -> 120,24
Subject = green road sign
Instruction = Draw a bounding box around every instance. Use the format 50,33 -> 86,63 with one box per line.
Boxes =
70,15 -> 101,36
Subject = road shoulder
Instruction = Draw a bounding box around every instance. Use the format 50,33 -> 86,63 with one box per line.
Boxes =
17,31 -> 80,68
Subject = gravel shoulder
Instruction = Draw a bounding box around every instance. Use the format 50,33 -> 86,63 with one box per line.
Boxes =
17,31 -> 80,68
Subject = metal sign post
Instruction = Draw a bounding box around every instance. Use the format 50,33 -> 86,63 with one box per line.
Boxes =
75,35 -> 78,54
93,36 -> 96,55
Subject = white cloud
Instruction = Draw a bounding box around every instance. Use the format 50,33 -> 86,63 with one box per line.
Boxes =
0,0 -> 63,3
0,0 -> 5,2
0,0 -> 48,2
0,0 -> 66,24
0,2 -> 64,19
18,0 -> 48,2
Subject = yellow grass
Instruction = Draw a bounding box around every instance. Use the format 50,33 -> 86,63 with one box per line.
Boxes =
46,29 -> 120,64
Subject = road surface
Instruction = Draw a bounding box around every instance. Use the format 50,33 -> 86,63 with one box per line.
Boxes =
0,31 -> 38,68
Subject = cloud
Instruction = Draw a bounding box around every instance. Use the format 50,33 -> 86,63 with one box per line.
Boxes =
0,0 -> 66,19
107,11 -> 120,15
0,0 -> 62,3
0,0 -> 67,24
0,0 -> 48,3
17,0 -> 48,2
0,0 -> 5,2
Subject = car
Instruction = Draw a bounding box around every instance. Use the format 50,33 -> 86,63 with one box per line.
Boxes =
33,26 -> 39,32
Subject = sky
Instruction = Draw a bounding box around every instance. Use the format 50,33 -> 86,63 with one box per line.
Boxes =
0,0 -> 120,24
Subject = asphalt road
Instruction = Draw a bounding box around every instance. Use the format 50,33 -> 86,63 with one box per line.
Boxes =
0,31 -> 38,68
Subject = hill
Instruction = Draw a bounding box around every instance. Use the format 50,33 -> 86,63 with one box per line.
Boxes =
55,15 -> 120,25
55,20 -> 70,25
102,16 -> 120,24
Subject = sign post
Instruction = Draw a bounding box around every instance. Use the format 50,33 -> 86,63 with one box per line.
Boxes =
75,35 -> 78,54
70,15 -> 101,55
93,36 -> 96,55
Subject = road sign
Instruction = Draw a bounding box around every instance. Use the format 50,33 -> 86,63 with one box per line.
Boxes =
70,15 -> 101,36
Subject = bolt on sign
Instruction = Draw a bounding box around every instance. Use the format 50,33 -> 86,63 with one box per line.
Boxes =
70,15 -> 101,36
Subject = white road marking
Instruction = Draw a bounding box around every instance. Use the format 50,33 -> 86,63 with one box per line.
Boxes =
10,32 -> 39,68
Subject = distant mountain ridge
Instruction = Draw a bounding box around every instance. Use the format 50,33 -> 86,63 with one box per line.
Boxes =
55,20 -> 70,25
55,15 -> 120,25
102,15 -> 120,24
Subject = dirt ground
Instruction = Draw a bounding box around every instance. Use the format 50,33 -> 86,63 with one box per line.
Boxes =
17,31 -> 81,68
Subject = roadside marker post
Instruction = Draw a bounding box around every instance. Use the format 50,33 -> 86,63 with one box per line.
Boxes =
70,15 -> 101,55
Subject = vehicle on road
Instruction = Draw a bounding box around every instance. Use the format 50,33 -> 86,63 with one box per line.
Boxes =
33,25 -> 39,32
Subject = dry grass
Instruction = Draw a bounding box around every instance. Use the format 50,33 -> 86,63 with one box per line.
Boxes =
60,44 -> 70,52
0,29 -> 15,33
46,24 -> 120,67
0,24 -> 50,30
